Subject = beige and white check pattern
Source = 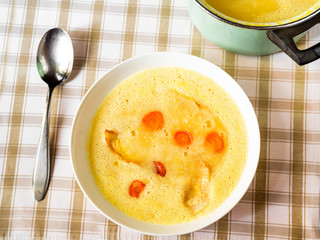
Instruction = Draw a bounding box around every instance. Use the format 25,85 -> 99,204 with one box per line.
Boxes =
1,0 -> 320,239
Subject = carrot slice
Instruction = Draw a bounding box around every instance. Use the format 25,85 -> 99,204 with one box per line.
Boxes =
129,180 -> 146,198
153,161 -> 166,177
142,111 -> 164,130
205,131 -> 224,153
174,131 -> 193,146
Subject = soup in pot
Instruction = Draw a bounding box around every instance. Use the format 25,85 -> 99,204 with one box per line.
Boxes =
205,0 -> 318,23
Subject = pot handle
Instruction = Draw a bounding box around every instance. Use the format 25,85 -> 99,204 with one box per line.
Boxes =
267,13 -> 320,65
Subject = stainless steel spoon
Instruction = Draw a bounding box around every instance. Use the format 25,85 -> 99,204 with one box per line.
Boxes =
33,28 -> 73,201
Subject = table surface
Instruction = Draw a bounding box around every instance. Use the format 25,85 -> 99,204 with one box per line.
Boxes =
1,0 -> 320,239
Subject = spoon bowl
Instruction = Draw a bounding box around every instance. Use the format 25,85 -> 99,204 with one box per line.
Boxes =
32,28 -> 73,201
36,28 -> 73,86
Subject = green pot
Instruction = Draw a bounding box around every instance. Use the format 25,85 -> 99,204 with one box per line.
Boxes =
187,0 -> 320,65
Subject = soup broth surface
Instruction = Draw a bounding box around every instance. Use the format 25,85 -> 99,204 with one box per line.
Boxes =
88,67 -> 248,224
205,0 -> 318,23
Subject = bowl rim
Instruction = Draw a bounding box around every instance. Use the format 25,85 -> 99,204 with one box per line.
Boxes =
69,52 -> 260,236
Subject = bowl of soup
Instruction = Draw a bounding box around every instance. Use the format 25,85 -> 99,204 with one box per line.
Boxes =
70,52 -> 260,235
187,0 -> 320,65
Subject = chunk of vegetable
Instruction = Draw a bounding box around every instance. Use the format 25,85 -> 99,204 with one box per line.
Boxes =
153,161 -> 166,177
205,131 -> 224,153
174,131 -> 193,146
142,111 -> 164,130
129,180 -> 146,198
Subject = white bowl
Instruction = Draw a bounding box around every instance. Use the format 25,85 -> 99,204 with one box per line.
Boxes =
70,52 -> 260,236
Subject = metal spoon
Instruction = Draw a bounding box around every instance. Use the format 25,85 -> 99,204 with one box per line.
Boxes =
32,28 -> 73,201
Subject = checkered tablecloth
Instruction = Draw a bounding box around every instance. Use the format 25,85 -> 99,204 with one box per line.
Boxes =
1,0 -> 320,239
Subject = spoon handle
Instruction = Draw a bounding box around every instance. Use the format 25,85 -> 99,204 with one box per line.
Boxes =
32,87 -> 54,201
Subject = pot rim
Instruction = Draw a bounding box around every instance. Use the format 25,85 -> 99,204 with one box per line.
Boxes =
194,0 -> 320,30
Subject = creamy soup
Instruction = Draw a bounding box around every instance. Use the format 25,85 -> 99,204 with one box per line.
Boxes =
88,67 -> 248,224
205,0 -> 318,23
